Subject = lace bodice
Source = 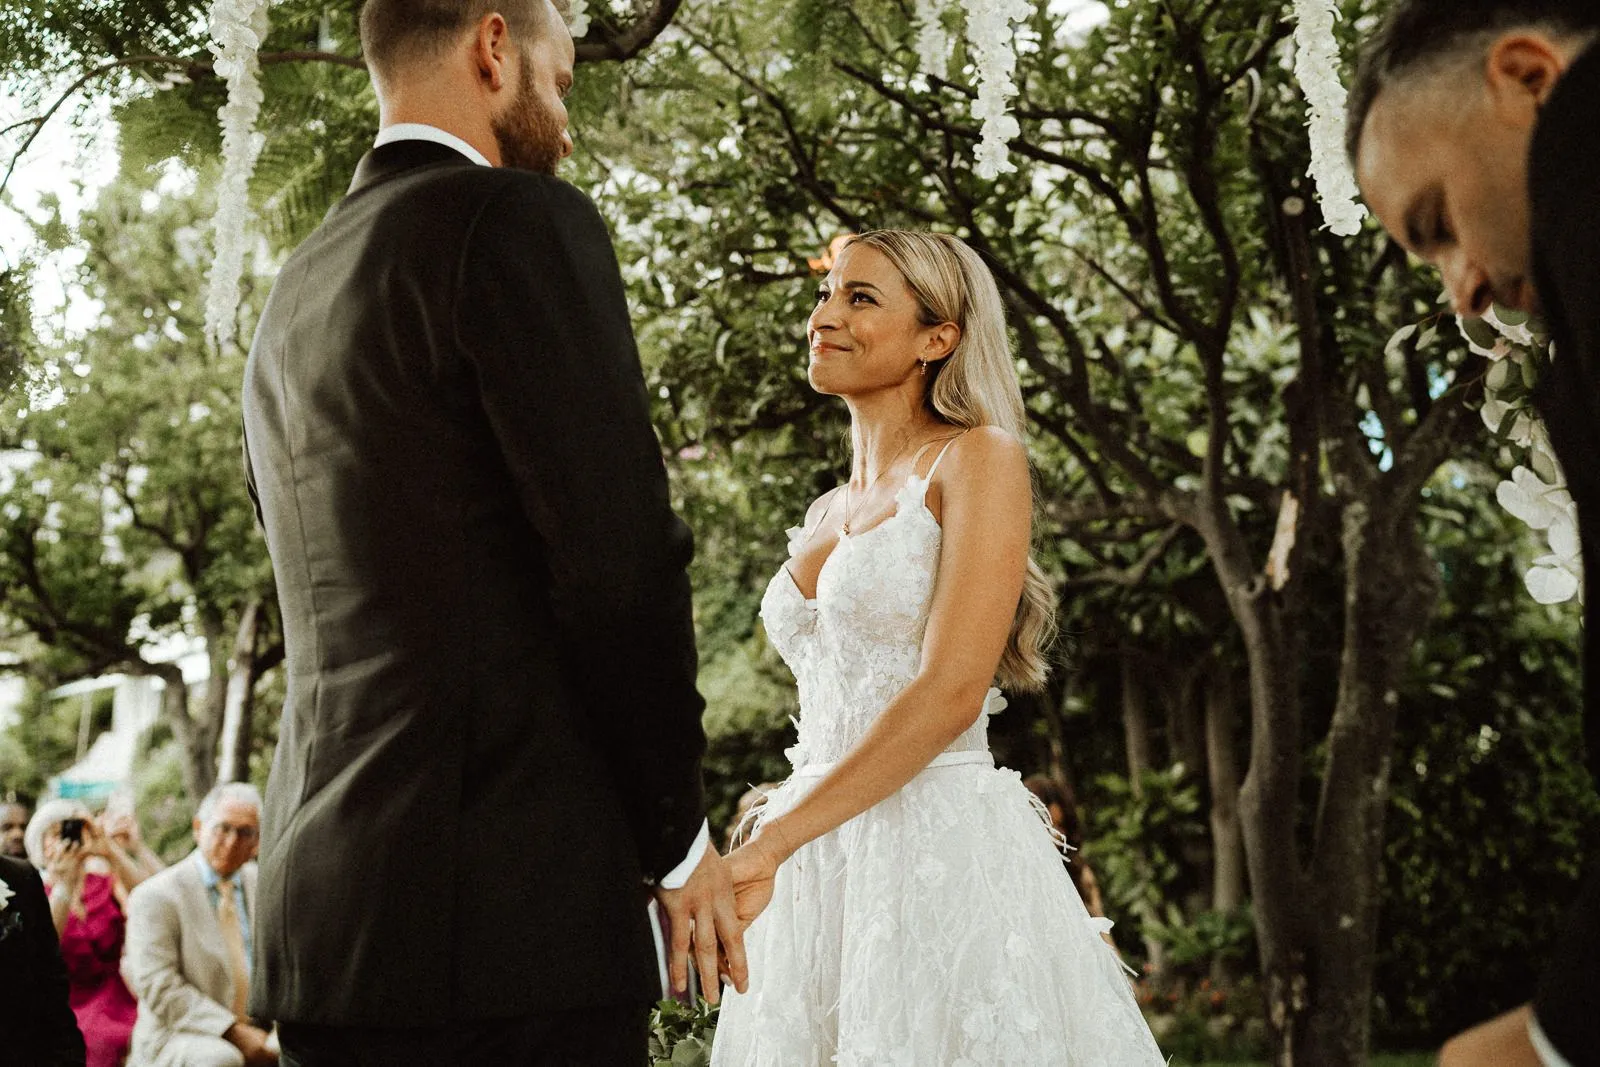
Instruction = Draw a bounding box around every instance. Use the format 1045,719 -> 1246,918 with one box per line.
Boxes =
760,464 -> 1003,769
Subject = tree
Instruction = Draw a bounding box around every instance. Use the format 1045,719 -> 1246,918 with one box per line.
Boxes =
0,172 -> 279,798
0,265 -> 37,400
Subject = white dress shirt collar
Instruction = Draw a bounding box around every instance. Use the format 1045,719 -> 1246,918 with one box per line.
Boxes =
374,123 -> 492,168
1530,1013 -> 1575,1067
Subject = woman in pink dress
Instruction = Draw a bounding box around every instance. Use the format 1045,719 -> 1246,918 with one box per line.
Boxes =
26,799 -> 159,1067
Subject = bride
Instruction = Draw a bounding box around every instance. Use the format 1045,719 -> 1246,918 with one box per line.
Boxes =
708,230 -> 1166,1065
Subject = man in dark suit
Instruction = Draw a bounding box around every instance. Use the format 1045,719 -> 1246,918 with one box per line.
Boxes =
240,1 -> 746,1062
0,853 -> 87,1066
1349,2 -> 1600,1063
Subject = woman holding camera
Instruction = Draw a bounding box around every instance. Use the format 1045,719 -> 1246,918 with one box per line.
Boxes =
25,800 -> 147,1067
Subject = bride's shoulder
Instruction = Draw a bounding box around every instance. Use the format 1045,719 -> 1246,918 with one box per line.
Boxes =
924,427 -> 1028,519
930,426 -> 1026,482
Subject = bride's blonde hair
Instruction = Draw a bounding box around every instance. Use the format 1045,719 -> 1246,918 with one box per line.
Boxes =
846,230 -> 1057,691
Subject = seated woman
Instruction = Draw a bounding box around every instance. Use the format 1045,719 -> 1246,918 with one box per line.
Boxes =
26,799 -> 153,1067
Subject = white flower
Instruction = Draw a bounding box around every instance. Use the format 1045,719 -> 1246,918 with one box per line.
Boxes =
1527,559 -> 1582,605
0,873 -> 12,913
1470,309 -> 1583,606
914,0 -> 953,81
1549,505 -> 1581,562
784,524 -> 808,557
567,0 -> 590,38
960,0 -> 1034,179
206,0 -> 272,352
1527,507 -> 1585,604
1496,466 -> 1568,531
1290,0 -> 1368,236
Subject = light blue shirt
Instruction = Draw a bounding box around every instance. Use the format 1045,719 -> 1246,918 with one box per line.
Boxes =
193,854 -> 251,978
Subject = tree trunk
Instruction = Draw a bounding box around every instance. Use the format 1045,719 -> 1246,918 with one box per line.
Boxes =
1040,675 -> 1076,794
151,664 -> 210,800
184,613 -> 232,799
1200,499 -> 1308,1067
1296,497 -> 1438,1065
1121,651 -> 1153,794
1205,667 -> 1246,985
1166,667 -> 1206,779
1167,667 -> 1213,920
1223,482 -> 1441,1067
1119,650 -> 1166,971
217,597 -> 262,785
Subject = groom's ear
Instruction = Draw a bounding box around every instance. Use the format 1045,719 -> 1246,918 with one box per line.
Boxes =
471,13 -> 515,93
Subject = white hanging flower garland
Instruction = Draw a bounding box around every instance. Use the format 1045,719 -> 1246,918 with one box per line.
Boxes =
959,0 -> 1032,179
914,0 -> 953,83
1457,309 -> 1583,606
205,0 -> 272,352
960,0 -> 1032,180
1289,0 -> 1367,236
908,0 -> 1031,179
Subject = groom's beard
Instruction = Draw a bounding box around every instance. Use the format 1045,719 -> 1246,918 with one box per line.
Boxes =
494,65 -> 566,176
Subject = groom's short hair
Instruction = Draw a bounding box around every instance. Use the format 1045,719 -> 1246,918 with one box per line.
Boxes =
359,0 -> 567,83
1346,0 -> 1600,163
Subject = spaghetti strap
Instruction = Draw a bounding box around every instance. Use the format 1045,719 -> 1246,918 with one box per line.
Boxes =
924,430 -> 968,481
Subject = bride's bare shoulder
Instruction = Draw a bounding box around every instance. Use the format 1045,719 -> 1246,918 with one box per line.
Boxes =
925,426 -> 1028,517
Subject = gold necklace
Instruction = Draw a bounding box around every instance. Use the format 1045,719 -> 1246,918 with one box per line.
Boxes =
841,433 -> 919,536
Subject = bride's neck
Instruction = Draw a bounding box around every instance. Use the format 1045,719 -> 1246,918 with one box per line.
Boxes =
846,393 -> 941,486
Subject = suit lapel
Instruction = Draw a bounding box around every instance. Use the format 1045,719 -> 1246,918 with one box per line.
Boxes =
178,855 -> 216,927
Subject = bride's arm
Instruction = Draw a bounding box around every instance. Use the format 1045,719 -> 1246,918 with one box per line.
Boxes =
734,426 -> 1032,895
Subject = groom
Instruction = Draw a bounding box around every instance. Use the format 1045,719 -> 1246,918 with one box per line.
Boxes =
241,1 -> 746,1062
1350,1 -> 1599,1063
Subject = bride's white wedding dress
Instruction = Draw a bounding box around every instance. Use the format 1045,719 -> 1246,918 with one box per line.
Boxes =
710,447 -> 1166,1066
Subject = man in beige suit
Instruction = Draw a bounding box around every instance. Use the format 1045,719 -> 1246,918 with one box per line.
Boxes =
123,783 -> 276,1067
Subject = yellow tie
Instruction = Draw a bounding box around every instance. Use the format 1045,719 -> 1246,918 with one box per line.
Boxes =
216,878 -> 250,1019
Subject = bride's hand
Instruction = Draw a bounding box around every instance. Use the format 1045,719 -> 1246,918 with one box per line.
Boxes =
727,835 -> 783,929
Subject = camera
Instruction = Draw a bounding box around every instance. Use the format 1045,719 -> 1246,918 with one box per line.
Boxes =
59,817 -> 85,844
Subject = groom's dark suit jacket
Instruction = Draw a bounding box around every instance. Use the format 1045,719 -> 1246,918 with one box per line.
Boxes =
242,139 -> 707,1026
1530,43 -> 1600,1066
0,855 -> 85,1066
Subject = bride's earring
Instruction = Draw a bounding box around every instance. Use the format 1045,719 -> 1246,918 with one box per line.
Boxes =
918,359 -> 927,375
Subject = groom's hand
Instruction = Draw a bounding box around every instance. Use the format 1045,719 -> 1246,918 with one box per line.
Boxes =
655,847 -> 748,1004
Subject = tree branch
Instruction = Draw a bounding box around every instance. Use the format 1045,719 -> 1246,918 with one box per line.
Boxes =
683,27 -> 868,230
575,0 -> 685,63
1064,523 -> 1186,588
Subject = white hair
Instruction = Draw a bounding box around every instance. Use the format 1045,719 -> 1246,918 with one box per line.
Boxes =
196,782 -> 263,825
24,798 -> 89,870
